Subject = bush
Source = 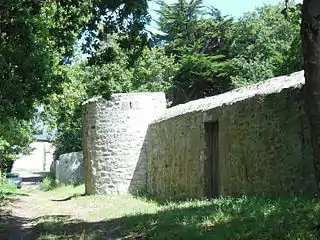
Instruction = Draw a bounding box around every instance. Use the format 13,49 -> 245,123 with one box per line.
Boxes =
0,173 -> 17,195
0,157 -> 14,174
39,173 -> 58,191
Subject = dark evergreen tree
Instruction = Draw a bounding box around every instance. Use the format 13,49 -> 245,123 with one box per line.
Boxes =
154,0 -> 234,105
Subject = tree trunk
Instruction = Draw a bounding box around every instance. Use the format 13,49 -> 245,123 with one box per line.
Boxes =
302,0 -> 320,193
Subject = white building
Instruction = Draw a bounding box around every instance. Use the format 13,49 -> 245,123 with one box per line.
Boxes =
12,133 -> 55,173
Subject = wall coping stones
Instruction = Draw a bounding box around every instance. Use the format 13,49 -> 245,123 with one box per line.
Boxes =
82,92 -> 166,106
151,71 -> 305,124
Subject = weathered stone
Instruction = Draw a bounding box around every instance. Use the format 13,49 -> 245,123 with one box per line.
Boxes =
82,92 -> 166,195
82,71 -> 317,200
147,71 -> 317,199
56,151 -> 84,185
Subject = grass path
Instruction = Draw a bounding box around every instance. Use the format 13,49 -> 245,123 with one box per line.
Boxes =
1,185 -> 320,240
2,185 -> 160,239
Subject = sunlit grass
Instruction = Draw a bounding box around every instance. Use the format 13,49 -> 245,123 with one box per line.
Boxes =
27,186 -> 320,240
0,175 -> 20,197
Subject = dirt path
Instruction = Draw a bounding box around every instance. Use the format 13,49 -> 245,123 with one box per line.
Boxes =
1,186 -> 127,240
4,192 -> 80,240
0,191 -> 47,239
1,172 -> 45,239
0,195 -> 33,240
9,194 -> 43,239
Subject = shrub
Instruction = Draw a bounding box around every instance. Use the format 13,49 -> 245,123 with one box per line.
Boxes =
0,173 -> 17,195
39,172 -> 58,191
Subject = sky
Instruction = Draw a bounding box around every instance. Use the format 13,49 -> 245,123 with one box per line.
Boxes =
147,0 -> 302,32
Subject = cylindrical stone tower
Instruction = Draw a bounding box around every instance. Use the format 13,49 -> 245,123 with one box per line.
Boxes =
82,92 -> 166,195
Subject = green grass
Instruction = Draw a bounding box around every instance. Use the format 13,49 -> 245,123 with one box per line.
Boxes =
27,186 -> 320,240
38,172 -> 82,192
38,172 -> 60,191
0,174 -> 20,196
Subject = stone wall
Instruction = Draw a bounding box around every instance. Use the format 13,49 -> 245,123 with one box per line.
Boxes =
55,151 -> 84,184
147,112 -> 206,199
147,71 -> 317,199
82,92 -> 166,195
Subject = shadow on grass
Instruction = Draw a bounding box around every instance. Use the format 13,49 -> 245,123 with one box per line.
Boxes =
131,191 -> 195,206
50,193 -> 86,202
0,192 -> 71,239
0,191 -> 29,197
0,206 -> 19,239
29,197 -> 320,240
0,195 -> 30,239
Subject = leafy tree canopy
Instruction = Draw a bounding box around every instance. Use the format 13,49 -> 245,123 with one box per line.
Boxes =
40,35 -> 178,157
0,0 -> 150,121
228,2 -> 302,87
0,118 -> 35,172
154,0 -> 234,105
0,0 -> 150,172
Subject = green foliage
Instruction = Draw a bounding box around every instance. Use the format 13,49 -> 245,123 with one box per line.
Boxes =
154,0 -> 234,105
228,3 -> 302,87
39,1 -> 304,160
0,0 -> 150,121
155,0 -> 204,52
0,174 -> 17,196
131,47 -> 179,92
0,0 -> 151,171
172,53 -> 233,103
41,36 -> 178,157
39,173 -> 58,192
282,1 -> 302,24
0,0 -> 62,120
84,36 -> 133,99
153,1 -> 302,98
119,197 -> 319,240
84,35 -> 178,98
40,64 -> 88,157
0,119 -> 35,173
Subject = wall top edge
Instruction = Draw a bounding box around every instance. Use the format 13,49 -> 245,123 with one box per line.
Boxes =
151,71 -> 305,124
82,92 -> 166,106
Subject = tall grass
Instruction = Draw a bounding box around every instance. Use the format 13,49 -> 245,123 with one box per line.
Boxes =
0,173 -> 17,196
38,172 -> 80,192
39,172 -> 59,191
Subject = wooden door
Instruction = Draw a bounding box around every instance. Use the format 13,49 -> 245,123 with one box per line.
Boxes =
205,122 -> 219,198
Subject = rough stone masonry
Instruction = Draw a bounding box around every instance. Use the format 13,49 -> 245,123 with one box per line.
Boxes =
82,92 -> 166,195
147,71 -> 316,199
82,71 -> 317,199
55,151 -> 84,185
